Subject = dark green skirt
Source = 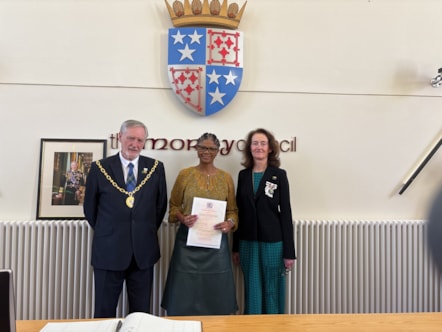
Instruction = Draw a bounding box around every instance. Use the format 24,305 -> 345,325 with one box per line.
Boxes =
161,224 -> 238,316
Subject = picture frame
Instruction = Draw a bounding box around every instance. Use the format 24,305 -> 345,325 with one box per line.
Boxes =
36,138 -> 107,220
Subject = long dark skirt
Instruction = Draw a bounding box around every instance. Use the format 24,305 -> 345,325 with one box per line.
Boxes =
161,224 -> 238,316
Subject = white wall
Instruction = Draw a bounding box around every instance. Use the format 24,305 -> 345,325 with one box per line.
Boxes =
1,0 -> 441,221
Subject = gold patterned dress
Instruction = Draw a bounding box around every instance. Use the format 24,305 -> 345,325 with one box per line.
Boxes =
161,166 -> 238,315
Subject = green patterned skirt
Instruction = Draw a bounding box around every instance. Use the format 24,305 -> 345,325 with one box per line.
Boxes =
239,240 -> 286,314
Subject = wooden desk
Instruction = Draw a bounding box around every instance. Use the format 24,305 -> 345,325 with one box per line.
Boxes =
16,312 -> 442,332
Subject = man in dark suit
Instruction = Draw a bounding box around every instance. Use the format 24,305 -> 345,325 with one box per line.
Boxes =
84,119 -> 167,318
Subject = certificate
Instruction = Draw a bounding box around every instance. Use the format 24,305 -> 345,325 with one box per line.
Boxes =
186,197 -> 227,249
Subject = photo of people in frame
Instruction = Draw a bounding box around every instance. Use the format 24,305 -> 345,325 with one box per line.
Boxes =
51,152 -> 92,206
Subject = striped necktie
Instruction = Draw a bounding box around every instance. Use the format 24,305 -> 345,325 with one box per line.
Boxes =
126,163 -> 136,192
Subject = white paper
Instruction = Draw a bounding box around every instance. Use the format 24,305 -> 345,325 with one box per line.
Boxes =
40,312 -> 201,332
40,319 -> 120,332
186,197 -> 226,249
121,312 -> 201,332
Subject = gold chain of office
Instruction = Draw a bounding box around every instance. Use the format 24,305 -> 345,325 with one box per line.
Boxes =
95,159 -> 158,208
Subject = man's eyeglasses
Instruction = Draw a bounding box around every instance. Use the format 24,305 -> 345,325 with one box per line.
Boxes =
196,145 -> 219,153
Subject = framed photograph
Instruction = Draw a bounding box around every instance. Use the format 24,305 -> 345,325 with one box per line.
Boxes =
36,139 -> 107,220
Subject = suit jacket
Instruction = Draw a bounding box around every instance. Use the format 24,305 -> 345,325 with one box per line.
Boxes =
84,153 -> 167,270
233,166 -> 296,259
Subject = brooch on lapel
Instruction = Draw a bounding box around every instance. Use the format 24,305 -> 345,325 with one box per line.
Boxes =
142,168 -> 148,174
265,181 -> 278,198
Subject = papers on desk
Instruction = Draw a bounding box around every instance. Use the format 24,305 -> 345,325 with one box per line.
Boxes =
187,197 -> 226,249
39,312 -> 202,332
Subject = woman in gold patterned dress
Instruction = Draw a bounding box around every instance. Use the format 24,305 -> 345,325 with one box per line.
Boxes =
161,132 -> 238,315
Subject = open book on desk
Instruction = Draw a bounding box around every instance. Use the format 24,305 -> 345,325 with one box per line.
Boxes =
40,312 -> 202,332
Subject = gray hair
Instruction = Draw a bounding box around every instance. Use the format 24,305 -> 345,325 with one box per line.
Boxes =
120,119 -> 148,138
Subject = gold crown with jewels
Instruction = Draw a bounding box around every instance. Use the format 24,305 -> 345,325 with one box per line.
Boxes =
165,0 -> 247,30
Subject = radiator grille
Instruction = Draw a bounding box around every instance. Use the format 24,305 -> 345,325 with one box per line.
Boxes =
0,220 -> 94,319
290,220 -> 442,313
1,219 -> 441,319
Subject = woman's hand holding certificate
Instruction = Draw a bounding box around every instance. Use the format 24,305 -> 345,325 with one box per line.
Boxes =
186,197 -> 227,249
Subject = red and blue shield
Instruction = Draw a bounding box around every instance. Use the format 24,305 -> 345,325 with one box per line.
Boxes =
168,27 -> 244,116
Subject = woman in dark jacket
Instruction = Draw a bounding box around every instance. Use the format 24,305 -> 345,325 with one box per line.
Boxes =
232,128 -> 296,314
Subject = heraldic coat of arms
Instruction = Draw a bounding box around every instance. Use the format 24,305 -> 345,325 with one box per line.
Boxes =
165,0 -> 246,116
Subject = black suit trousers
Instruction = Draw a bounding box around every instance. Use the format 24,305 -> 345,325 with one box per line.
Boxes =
93,256 -> 154,318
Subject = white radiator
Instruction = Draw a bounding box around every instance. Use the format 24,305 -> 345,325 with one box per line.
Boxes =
1,219 -> 441,319
290,220 -> 442,313
0,220 -> 95,319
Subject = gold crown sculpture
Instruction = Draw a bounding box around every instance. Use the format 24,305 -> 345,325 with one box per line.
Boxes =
165,0 -> 247,30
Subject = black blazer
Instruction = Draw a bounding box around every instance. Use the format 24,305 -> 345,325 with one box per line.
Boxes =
84,153 -> 167,270
233,166 -> 296,259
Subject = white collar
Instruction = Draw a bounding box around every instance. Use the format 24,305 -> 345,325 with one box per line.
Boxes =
119,152 -> 139,168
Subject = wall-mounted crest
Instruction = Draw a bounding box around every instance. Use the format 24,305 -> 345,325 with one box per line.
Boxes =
165,0 -> 246,116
